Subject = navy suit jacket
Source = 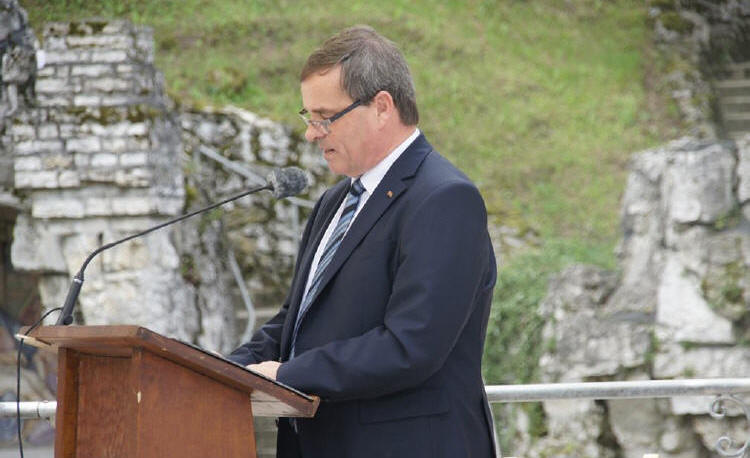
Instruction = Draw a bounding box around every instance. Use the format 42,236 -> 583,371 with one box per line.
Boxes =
229,134 -> 497,458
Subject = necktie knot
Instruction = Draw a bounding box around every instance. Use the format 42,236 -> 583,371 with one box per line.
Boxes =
350,179 -> 365,197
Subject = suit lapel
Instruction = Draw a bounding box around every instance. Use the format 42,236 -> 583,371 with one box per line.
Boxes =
281,179 -> 349,356
299,134 -> 433,322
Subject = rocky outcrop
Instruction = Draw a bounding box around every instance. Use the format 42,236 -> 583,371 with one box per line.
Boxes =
522,135 -> 750,457
1,16 -> 329,354
648,0 -> 750,139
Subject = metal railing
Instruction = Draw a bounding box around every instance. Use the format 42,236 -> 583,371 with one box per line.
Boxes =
7,378 -> 750,456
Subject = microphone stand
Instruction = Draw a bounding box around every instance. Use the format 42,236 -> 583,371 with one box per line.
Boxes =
55,183 -> 272,325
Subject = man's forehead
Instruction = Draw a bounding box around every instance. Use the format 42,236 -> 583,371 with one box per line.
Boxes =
300,68 -> 350,113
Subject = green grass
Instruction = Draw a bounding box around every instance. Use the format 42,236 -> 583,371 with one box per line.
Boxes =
25,0 -> 675,245
24,0 -> 681,391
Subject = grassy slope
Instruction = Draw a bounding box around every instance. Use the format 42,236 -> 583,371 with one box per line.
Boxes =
25,0 -> 679,387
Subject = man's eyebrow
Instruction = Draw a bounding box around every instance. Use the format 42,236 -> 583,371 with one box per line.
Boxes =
304,107 -> 336,116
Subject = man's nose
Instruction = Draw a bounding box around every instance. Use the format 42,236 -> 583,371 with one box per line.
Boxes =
304,125 -> 325,143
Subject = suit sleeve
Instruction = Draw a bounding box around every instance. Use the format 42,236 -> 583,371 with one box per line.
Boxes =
276,180 -> 492,400
226,194 -> 324,366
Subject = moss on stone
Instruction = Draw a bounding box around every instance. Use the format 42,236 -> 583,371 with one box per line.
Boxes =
659,12 -> 694,34
179,253 -> 200,286
702,261 -> 747,321
712,205 -> 741,231
649,0 -> 675,11
86,21 -> 108,34
126,104 -> 163,123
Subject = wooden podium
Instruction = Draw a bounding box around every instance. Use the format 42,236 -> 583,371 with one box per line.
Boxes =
24,325 -> 319,458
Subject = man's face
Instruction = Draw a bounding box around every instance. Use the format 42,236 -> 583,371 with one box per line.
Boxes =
300,66 -> 376,177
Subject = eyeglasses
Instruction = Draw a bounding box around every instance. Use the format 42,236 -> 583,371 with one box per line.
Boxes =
298,99 -> 362,134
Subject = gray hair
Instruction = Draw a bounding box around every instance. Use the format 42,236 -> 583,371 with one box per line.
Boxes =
301,25 -> 418,125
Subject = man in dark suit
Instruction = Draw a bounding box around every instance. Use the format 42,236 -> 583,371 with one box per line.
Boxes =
228,25 -> 497,458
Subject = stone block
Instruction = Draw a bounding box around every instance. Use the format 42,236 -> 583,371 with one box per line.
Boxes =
71,64 -> 113,77
66,35 -> 132,48
15,171 -> 58,189
73,153 -> 89,167
37,65 -> 56,77
10,124 -> 35,140
738,135 -> 750,203
73,95 -> 100,106
44,49 -> 89,65
42,154 -> 73,169
43,22 -> 69,37
90,50 -> 128,63
655,255 -> 734,344
66,137 -> 101,154
128,138 -> 150,150
116,64 -> 134,74
38,124 -> 59,139
664,142 -> 735,224
14,157 -> 42,171
43,35 -> 67,50
114,169 -> 151,187
120,152 -> 148,167
90,153 -> 118,168
100,137 -> 129,153
84,197 -> 111,216
36,94 -> 71,108
36,78 -> 71,93
102,237 -> 149,271
31,197 -> 84,219
86,77 -> 132,93
99,95 -> 137,106
14,140 -> 64,156
10,214 -> 68,273
102,21 -> 131,34
155,197 -> 184,216
59,124 -> 76,137
82,168 -> 116,182
38,275 -> 73,312
127,123 -> 148,136
111,196 -> 153,215
58,171 -> 80,187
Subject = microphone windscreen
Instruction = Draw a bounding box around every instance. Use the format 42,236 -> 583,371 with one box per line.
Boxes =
267,167 -> 309,199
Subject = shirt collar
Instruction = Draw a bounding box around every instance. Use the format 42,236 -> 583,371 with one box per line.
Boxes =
355,128 -> 420,194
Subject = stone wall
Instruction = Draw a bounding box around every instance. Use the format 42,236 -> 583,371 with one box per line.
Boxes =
178,105 -> 328,349
0,14 -> 326,453
4,18 -> 199,343
519,135 -> 750,457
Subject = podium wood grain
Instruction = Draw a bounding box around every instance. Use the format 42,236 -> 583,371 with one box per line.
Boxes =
24,325 -> 318,458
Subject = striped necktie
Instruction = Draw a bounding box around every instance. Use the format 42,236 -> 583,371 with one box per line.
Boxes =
291,178 -> 365,357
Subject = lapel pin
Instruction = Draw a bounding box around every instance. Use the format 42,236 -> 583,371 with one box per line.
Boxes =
386,190 -> 393,198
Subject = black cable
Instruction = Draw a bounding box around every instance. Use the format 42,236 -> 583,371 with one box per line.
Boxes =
16,307 -> 63,457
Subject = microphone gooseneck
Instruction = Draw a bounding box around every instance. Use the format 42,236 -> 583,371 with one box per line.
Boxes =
55,167 -> 309,326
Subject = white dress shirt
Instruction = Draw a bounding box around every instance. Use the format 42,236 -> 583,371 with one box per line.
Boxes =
301,128 -> 420,300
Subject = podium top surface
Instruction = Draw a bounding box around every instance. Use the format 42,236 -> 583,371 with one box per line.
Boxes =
24,325 -> 319,417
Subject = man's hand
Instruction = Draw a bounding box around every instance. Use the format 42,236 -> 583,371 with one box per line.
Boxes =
247,361 -> 281,380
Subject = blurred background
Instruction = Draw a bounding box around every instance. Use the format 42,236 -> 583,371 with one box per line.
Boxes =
2,0 -> 750,456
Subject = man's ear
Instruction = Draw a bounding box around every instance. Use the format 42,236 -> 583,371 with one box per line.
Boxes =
373,90 -> 395,126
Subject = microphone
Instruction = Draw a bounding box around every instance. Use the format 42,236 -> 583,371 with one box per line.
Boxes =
268,166 -> 307,199
54,167 -> 309,326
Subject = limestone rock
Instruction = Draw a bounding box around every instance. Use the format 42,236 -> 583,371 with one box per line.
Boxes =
655,255 -> 734,344
539,264 -> 650,382
527,400 -> 616,458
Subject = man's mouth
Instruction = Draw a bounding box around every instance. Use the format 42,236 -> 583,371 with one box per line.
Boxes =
323,148 -> 335,156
